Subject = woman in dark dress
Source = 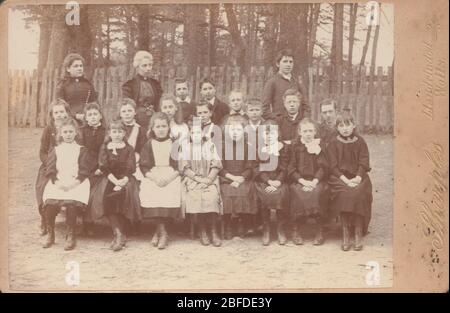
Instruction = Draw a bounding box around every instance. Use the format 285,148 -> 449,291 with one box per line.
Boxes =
122,50 -> 163,129
56,53 -> 97,124
327,112 -> 373,251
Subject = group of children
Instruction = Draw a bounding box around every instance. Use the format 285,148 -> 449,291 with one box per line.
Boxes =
35,51 -> 373,254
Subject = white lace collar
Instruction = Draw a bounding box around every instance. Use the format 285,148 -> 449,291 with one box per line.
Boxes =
107,141 -> 126,155
301,137 -> 321,155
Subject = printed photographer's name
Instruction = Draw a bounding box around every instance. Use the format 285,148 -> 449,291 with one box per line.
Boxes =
420,142 -> 447,251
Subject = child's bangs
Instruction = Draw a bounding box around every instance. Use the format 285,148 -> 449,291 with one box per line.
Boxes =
109,121 -> 125,131
336,113 -> 355,126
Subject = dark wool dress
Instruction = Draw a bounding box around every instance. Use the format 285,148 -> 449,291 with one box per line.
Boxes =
275,112 -> 303,143
326,134 -> 373,234
176,100 -> 197,123
210,98 -> 230,126
123,122 -> 147,154
35,125 -> 58,214
89,142 -> 141,222
288,140 -> 330,218
139,137 -> 181,219
78,123 -> 107,222
219,138 -> 257,216
254,143 -> 290,210
122,74 -> 163,128
56,77 -> 97,117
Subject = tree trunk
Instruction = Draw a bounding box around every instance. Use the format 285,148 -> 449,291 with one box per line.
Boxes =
37,16 -> 52,76
95,24 -> 105,67
183,4 -> 205,78
307,3 -> 320,62
224,3 -> 246,69
370,23 -> 380,70
347,4 -> 358,68
296,4 -> 309,89
262,4 -> 278,69
46,7 -> 69,72
105,9 -> 111,66
357,24 -> 373,92
208,4 -> 219,67
65,5 -> 93,76
137,5 -> 150,50
330,3 -> 344,94
125,8 -> 135,63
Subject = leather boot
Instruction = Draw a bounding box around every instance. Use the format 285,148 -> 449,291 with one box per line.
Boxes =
276,210 -> 287,245
237,217 -> 246,238
277,220 -> 287,245
313,226 -> 324,246
158,222 -> 169,250
262,223 -> 270,246
354,215 -> 363,251
292,222 -> 304,245
261,209 -> 270,246
64,226 -> 76,250
198,216 -> 210,246
210,214 -> 222,247
39,213 -> 47,236
224,216 -> 233,240
110,229 -> 118,249
151,224 -> 160,247
341,214 -> 351,251
313,217 -> 324,246
42,207 -> 56,249
112,228 -> 125,251
64,206 -> 77,250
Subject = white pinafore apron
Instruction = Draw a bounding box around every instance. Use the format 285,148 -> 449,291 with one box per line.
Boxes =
139,139 -> 181,208
42,143 -> 90,204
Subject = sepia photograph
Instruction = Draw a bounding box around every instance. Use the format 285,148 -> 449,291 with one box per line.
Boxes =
5,0 -> 397,291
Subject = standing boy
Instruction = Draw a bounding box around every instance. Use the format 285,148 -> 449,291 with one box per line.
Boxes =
174,78 -> 196,123
199,78 -> 229,125
262,49 -> 310,120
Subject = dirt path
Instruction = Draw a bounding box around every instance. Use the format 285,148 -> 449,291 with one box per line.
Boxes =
7,128 -> 393,291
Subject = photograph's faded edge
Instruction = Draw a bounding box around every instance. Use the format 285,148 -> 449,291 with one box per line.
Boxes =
1,2 -> 10,293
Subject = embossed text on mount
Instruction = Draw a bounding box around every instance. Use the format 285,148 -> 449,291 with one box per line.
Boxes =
420,18 -> 447,120
420,142 -> 447,251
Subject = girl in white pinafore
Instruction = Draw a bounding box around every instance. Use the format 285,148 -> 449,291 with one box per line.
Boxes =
139,112 -> 181,249
180,121 -> 223,247
42,118 -> 93,251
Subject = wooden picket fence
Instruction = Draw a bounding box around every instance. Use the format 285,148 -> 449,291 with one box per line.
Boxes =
8,64 -> 393,133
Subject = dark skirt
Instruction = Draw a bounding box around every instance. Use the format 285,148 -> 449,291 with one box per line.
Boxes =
35,163 -> 49,215
89,176 -> 142,223
254,182 -> 289,210
328,174 -> 372,234
221,181 -> 257,216
43,199 -> 86,211
142,207 -> 180,219
83,175 -> 103,223
289,181 -> 329,218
